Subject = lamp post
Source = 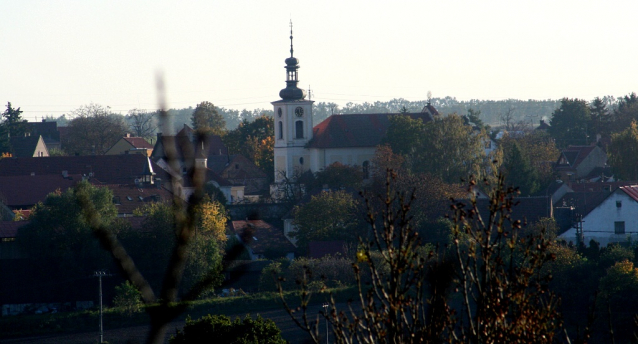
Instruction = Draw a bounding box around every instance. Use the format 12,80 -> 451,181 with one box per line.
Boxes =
93,271 -> 111,343
322,303 -> 329,344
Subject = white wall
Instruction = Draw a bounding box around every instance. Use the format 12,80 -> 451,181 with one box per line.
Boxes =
560,190 -> 638,246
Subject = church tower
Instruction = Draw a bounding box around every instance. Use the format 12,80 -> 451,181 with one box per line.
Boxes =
272,23 -> 314,183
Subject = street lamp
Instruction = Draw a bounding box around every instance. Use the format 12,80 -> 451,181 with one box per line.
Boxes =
322,303 -> 329,344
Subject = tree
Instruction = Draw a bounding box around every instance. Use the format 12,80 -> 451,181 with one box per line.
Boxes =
418,114 -> 487,183
500,130 -> 559,186
223,115 -> 274,179
170,314 -> 286,344
127,109 -> 157,140
113,281 -> 143,316
311,162 -> 364,191
381,115 -> 426,160
128,199 -> 227,293
1,102 -> 28,137
63,103 -> 129,155
464,108 -> 485,129
609,92 -> 638,136
608,121 -> 638,180
548,98 -> 591,148
279,172 -> 562,343
589,97 -> 610,138
292,190 -> 364,251
17,181 -> 118,276
502,141 -> 540,195
0,102 -> 29,154
191,101 -> 225,136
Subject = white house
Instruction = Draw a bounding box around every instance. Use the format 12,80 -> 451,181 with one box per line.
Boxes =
560,185 -> 638,246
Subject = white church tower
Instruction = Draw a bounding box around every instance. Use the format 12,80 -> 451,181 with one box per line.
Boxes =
272,23 -> 314,184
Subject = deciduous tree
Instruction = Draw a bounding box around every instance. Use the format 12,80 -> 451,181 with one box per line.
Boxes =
127,109 -> 157,140
191,101 -> 225,136
292,190 -> 364,251
419,114 -> 487,183
223,115 -> 274,178
63,103 -> 129,155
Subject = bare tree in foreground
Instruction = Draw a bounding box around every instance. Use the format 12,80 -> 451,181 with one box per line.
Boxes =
278,171 -> 564,343
77,77 -> 225,344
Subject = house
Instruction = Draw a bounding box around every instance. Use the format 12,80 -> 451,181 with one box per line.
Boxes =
554,145 -> 607,182
27,120 -> 61,151
150,126 -> 252,203
105,134 -> 154,156
101,183 -> 173,217
559,185 -> 638,247
0,154 -> 170,185
536,119 -> 551,131
9,135 -> 49,157
151,124 -> 228,173
270,33 -> 435,194
207,154 -> 269,199
231,220 -> 296,260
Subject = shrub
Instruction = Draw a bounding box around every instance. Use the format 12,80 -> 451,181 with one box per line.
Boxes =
112,281 -> 143,316
170,314 -> 286,344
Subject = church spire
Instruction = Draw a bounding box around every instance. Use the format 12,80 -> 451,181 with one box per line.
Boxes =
279,21 -> 306,101
289,20 -> 294,58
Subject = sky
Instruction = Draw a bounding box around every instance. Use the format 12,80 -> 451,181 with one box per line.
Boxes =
2,0 -> 637,121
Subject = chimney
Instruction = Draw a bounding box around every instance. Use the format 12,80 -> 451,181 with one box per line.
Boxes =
126,133 -> 131,138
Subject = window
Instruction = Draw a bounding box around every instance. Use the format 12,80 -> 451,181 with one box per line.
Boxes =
617,200 -> 622,208
615,221 -> 626,235
278,121 -> 283,139
299,157 -> 304,165
295,120 -> 304,139
362,161 -> 370,179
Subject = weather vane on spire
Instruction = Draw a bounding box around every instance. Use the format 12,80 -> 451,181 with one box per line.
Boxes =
289,20 -> 294,58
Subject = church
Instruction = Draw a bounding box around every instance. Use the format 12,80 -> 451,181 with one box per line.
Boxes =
271,28 -> 437,188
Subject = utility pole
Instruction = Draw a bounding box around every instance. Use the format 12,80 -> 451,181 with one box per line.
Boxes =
93,271 -> 111,344
322,302 -> 329,344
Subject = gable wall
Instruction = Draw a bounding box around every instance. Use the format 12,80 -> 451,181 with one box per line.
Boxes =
105,139 -> 134,155
562,190 -> 638,246
33,138 -> 49,157
575,147 -> 607,178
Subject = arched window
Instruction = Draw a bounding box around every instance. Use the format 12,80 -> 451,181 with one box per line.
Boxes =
362,160 -> 370,179
295,120 -> 304,139
278,121 -> 283,139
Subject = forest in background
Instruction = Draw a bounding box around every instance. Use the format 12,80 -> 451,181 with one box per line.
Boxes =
41,97 -> 603,133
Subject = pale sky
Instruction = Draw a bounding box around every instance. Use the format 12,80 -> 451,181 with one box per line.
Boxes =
2,1 -> 637,121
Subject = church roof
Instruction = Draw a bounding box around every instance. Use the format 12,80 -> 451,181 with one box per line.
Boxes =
307,112 -> 434,149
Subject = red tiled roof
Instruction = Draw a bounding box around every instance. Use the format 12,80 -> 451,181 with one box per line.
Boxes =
123,137 -> 154,149
0,155 -> 171,185
0,174 -> 82,208
308,113 -> 434,149
620,185 -> 638,202
231,220 -> 295,255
